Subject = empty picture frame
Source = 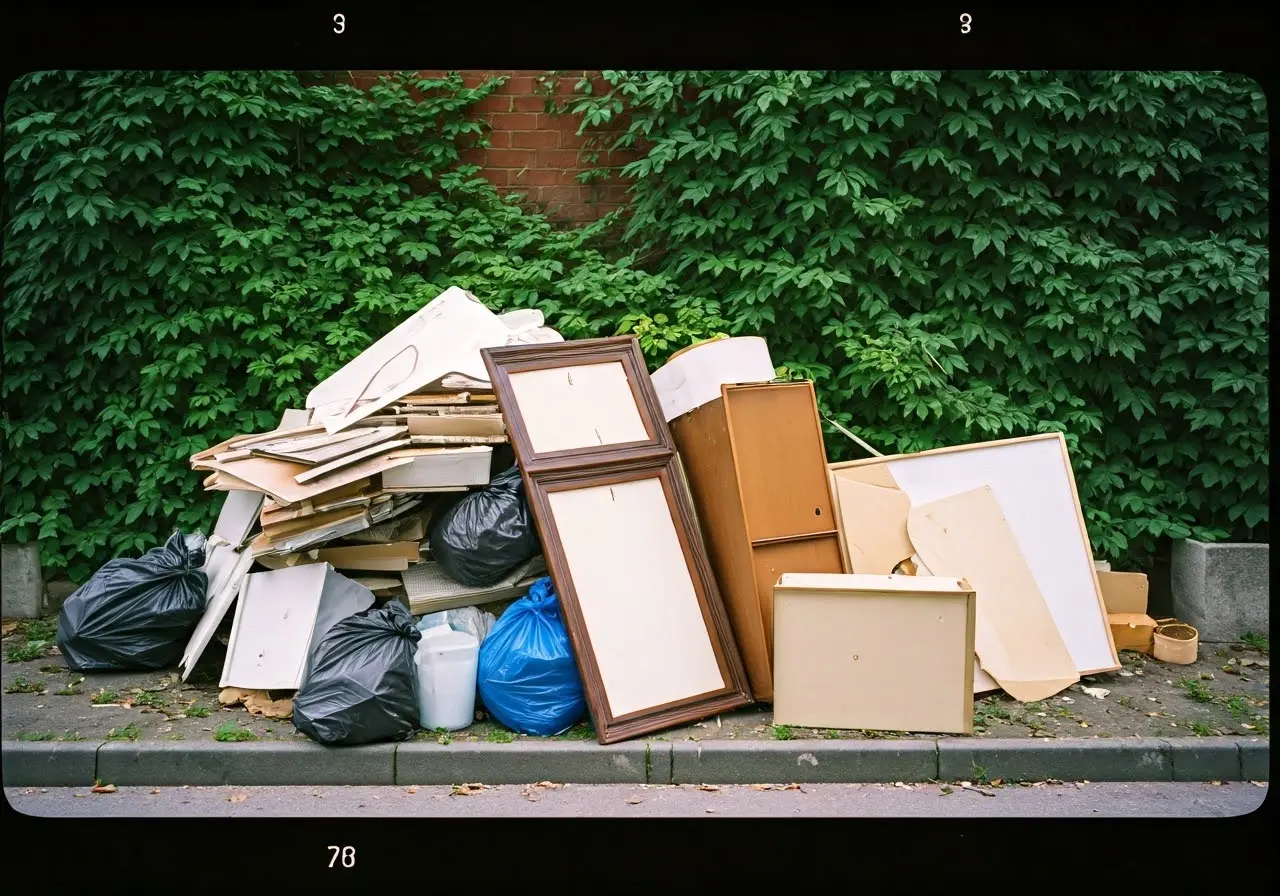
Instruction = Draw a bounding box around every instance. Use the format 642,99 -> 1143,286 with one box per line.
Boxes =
525,459 -> 753,743
481,337 -> 671,474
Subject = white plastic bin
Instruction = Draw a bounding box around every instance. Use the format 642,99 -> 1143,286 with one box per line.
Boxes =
415,628 -> 480,731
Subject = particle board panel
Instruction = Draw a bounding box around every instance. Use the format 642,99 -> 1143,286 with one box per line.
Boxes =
908,485 -> 1080,702
669,399 -> 771,700
773,573 -> 976,735
830,432 -> 1119,676
507,361 -> 649,454
750,535 -> 845,655
724,382 -> 837,542
666,381 -> 846,702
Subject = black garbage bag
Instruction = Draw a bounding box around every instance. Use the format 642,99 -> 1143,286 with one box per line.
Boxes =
429,465 -> 541,587
292,601 -> 422,746
56,531 -> 209,673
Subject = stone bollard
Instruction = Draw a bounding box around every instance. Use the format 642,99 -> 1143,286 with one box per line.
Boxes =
1,543 -> 44,619
1171,539 -> 1270,643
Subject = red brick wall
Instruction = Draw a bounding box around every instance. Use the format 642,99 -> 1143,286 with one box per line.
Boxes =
350,70 -> 638,226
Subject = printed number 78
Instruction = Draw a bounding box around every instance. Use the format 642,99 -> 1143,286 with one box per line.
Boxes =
328,846 -> 355,868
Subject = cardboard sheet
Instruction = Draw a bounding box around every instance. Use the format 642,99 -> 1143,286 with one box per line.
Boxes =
1110,613 -> 1157,653
772,573 -> 976,734
832,477 -> 914,574
908,485 -> 1080,702
308,287 -> 516,434
1098,571 -> 1149,614
832,433 -> 1119,675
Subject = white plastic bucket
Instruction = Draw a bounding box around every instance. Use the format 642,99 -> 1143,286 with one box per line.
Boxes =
415,629 -> 480,731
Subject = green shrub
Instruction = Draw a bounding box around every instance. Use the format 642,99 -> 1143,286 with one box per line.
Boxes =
1,70 -> 692,580
564,71 -> 1269,565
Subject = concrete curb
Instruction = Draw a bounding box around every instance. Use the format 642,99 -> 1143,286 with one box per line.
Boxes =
1,737 -> 1268,788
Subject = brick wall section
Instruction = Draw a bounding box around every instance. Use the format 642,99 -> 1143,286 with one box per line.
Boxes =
350,70 -> 639,226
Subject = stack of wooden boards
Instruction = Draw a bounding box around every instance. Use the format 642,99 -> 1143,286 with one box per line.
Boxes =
190,391 -> 506,573
176,285 -> 565,688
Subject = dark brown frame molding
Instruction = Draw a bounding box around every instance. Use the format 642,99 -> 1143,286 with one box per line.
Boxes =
482,337 -> 752,744
481,337 -> 671,475
527,458 -> 753,743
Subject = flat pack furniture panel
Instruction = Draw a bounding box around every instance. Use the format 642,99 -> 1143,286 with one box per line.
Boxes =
220,564 -> 375,690
667,381 -> 846,701
527,461 -> 752,742
772,573 -> 976,735
482,336 -> 752,744
908,486 -> 1080,702
830,432 -> 1119,676
481,337 -> 670,475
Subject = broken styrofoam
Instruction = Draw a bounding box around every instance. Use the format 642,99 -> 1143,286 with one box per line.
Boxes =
650,336 -> 775,423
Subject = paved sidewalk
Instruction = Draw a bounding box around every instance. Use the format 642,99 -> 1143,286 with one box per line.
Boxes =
2,616 -> 1270,787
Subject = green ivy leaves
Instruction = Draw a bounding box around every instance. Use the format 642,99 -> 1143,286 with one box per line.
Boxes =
568,70 -> 1269,566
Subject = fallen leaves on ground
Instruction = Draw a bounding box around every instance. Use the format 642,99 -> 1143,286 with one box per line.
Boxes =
519,781 -> 561,801
406,786 -> 419,794
940,786 -> 954,795
0,622 -> 17,638
749,784 -> 773,791
228,793 -> 247,803
695,784 -> 720,792
150,789 -> 161,795
450,783 -> 488,797
626,797 -> 644,805
1081,686 -> 1110,699
90,783 -> 117,794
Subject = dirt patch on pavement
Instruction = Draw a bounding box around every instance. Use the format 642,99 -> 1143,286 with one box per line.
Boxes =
3,616 -> 1269,745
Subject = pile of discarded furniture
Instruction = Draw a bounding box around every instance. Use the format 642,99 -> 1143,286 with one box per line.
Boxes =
53,286 -> 1196,746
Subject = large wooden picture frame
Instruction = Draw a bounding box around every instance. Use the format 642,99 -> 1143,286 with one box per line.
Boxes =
483,337 -> 753,744
527,459 -> 753,742
482,337 -> 670,474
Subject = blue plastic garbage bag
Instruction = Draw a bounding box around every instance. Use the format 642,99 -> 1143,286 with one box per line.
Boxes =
476,577 -> 586,736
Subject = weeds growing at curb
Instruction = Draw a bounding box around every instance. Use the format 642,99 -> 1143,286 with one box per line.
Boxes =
1181,679 -> 1215,702
60,732 -> 87,741
434,728 -> 453,745
214,721 -> 257,742
1240,632 -> 1269,653
54,677 -> 84,696
5,677 -> 45,694
38,664 -> 63,674
771,724 -> 794,740
17,731 -> 56,741
550,722 -> 596,741
134,690 -> 167,708
17,618 -> 57,641
6,641 -> 52,663
486,729 -> 515,744
90,688 -> 119,705
185,704 -> 211,718
107,724 -> 141,741
1187,721 -> 1217,736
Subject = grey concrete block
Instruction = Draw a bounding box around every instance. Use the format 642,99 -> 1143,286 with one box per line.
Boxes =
1,543 -> 44,619
1166,737 -> 1243,781
670,738 -> 941,784
1239,739 -> 1269,781
939,738 -> 1172,783
2,741 -> 99,787
395,741 -> 651,785
1172,539 -> 1269,643
42,580 -> 79,616
96,741 -> 395,786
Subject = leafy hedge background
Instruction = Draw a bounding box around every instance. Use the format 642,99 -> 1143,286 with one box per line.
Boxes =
2,70 -> 1268,582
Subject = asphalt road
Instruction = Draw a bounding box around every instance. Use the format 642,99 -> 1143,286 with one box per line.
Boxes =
5,781 -> 1267,817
